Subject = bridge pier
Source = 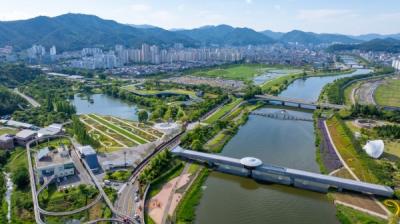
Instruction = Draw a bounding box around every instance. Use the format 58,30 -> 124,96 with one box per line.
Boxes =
281,101 -> 285,106
298,103 -> 302,108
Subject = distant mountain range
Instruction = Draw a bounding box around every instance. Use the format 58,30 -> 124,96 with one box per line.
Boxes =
0,13 -> 399,52
328,38 -> 400,53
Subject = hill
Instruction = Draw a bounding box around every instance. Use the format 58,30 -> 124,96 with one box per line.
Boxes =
176,25 -> 275,46
0,64 -> 41,88
0,13 -> 196,51
328,38 -> 400,53
279,30 -> 360,45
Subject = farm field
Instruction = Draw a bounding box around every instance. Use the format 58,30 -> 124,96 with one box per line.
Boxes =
374,78 -> 400,107
80,114 -> 163,152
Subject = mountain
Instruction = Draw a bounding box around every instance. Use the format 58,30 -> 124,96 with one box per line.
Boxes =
176,25 -> 275,46
351,33 -> 400,41
260,30 -> 284,40
328,38 -> 400,53
128,24 -> 159,29
279,30 -> 360,45
0,13 -> 196,51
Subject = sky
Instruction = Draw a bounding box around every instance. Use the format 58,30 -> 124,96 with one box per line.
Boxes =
0,0 -> 399,35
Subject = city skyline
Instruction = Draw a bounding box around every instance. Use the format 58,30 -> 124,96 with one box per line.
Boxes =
1,0 -> 400,35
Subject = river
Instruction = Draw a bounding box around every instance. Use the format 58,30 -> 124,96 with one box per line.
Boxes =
194,68 -> 371,224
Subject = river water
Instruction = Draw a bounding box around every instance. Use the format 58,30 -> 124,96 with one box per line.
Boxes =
194,69 -> 371,224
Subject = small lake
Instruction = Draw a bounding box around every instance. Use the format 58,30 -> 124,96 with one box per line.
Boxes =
71,94 -> 139,121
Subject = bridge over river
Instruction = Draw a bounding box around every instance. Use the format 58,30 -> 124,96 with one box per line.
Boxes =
172,146 -> 393,198
254,94 -> 347,110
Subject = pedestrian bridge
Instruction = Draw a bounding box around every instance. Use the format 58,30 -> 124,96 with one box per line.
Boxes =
171,146 -> 394,197
254,94 -> 347,110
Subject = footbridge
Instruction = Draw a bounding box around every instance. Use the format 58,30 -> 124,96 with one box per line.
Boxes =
254,94 -> 347,110
171,147 -> 394,197
250,110 -> 313,122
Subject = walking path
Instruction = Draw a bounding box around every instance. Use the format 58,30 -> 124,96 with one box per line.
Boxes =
13,88 -> 41,107
112,116 -> 160,139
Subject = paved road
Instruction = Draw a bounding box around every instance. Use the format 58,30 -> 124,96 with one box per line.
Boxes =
13,88 -> 41,107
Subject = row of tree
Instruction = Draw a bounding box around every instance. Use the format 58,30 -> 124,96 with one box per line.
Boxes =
71,116 -> 100,148
375,125 -> 400,139
138,150 -> 173,185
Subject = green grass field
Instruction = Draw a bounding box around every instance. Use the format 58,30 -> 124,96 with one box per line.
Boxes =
122,85 -> 197,98
0,127 -> 18,135
336,204 -> 386,224
374,79 -> 400,107
191,64 -> 269,81
204,98 -> 243,124
327,117 -> 378,183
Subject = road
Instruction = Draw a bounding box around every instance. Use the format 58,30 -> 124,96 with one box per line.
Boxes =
13,88 -> 41,107
114,130 -> 184,221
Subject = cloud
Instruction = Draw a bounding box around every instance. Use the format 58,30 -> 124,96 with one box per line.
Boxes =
245,0 -> 252,4
297,9 -> 355,21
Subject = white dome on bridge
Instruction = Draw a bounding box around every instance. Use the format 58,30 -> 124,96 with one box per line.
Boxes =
363,140 -> 384,159
240,157 -> 263,168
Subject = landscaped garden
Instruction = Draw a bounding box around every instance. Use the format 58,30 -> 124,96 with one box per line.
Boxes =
79,114 -> 163,152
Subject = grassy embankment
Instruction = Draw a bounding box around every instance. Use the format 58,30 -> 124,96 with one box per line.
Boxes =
374,79 -> 400,107
123,85 -> 197,98
5,148 -> 35,224
336,204 -> 386,224
204,98 -> 243,124
191,64 -> 270,81
326,116 -> 378,183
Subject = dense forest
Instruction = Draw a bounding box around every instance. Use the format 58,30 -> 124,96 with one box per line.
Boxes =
0,63 -> 41,88
12,76 -> 76,126
0,87 -> 27,116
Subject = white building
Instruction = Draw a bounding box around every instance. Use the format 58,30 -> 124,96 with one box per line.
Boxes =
35,147 -> 75,180
392,59 -> 400,71
37,123 -> 63,138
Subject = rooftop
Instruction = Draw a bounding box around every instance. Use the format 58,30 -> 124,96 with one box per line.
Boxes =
36,147 -> 73,168
15,129 -> 37,139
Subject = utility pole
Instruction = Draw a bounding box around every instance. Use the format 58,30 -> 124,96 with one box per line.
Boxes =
124,151 -> 127,168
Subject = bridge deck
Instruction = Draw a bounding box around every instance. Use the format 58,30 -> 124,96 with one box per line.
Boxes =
172,147 -> 393,197
255,94 -> 347,110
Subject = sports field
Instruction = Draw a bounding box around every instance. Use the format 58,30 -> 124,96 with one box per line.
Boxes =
374,79 -> 400,107
191,64 -> 269,81
80,114 -> 163,152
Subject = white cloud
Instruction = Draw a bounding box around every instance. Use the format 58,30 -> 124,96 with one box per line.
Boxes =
297,9 -> 355,21
246,0 -> 252,4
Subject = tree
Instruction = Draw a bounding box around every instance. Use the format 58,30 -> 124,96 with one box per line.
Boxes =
138,110 -> 148,123
78,184 -> 89,204
191,139 -> 203,151
13,167 -> 29,190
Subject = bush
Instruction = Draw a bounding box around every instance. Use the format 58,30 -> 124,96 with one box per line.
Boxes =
12,167 -> 29,190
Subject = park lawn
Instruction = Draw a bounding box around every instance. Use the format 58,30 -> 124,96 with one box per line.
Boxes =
104,170 -> 131,182
384,141 -> 400,160
374,79 -> 400,107
326,117 -> 378,183
38,184 -> 98,212
335,204 -> 386,224
0,127 -> 18,135
204,98 -> 243,124
88,114 -> 147,144
343,81 -> 359,106
191,64 -> 269,81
